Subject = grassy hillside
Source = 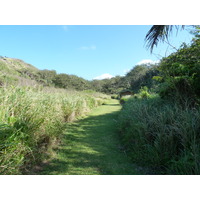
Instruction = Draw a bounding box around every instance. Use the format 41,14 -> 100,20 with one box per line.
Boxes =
0,56 -> 92,90
0,56 -> 41,86
0,56 -> 37,72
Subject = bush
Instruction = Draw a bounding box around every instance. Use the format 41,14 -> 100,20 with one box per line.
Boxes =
119,96 -> 131,105
117,96 -> 200,174
158,34 -> 200,104
138,86 -> 150,99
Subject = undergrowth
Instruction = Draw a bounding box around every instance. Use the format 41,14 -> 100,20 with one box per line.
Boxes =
117,95 -> 200,174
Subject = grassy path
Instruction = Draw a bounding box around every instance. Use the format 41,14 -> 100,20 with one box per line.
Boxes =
40,99 -> 138,175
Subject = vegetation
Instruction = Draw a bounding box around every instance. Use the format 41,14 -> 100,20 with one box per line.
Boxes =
145,25 -> 185,52
117,26 -> 200,174
158,29 -> 200,105
118,96 -> 200,174
0,86 -> 109,174
39,99 -> 138,175
0,57 -> 93,91
0,55 -> 159,95
1,25 -> 200,175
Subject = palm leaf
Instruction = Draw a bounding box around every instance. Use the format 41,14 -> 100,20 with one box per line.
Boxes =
145,25 -> 185,53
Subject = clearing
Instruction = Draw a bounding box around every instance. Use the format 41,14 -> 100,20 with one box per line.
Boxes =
39,99 -> 138,175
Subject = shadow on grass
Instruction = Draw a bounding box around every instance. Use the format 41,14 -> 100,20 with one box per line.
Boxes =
103,104 -> 120,107
40,108 -> 138,175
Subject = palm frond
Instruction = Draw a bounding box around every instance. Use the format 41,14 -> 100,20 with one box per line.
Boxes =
145,25 -> 174,53
145,25 -> 186,53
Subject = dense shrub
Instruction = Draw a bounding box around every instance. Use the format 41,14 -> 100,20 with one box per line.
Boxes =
158,32 -> 200,105
117,96 -> 200,174
138,86 -> 150,99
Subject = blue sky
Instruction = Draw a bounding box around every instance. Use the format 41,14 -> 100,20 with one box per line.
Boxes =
0,25 -> 194,80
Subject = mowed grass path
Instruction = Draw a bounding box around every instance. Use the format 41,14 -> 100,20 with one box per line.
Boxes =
40,99 -> 138,175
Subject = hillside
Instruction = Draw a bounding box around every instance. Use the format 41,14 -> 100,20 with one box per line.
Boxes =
0,56 -> 41,86
0,56 -> 92,90
0,56 -> 38,72
0,56 -> 160,95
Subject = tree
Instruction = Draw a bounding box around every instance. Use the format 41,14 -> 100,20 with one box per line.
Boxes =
38,69 -> 57,85
145,25 -> 185,53
157,30 -> 200,104
125,64 -> 159,92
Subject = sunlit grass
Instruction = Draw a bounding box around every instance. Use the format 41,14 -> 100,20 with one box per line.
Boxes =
0,86 -> 109,174
40,100 -> 138,175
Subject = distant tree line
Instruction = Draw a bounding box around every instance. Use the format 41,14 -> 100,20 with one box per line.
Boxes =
19,62 -> 159,94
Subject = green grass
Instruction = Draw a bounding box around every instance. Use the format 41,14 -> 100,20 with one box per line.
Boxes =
39,99 -> 138,175
0,86 -> 108,174
117,96 -> 200,174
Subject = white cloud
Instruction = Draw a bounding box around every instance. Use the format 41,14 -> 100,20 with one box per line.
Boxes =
79,45 -> 96,50
123,68 -> 131,74
93,73 -> 114,80
136,59 -> 160,65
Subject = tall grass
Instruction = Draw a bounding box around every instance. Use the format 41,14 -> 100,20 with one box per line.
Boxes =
117,96 -> 200,174
0,86 -> 108,174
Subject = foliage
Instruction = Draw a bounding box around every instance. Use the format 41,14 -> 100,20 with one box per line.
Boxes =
0,56 -> 160,96
0,86 -> 108,174
37,69 -> 57,86
126,64 -> 160,93
117,25 -> 200,175
40,99 -> 138,175
90,76 -> 124,94
0,57 -> 94,91
90,64 -> 160,96
138,86 -> 150,99
117,96 -> 200,174
158,29 -> 200,104
119,96 -> 131,105
52,73 -> 91,90
145,25 -> 185,52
